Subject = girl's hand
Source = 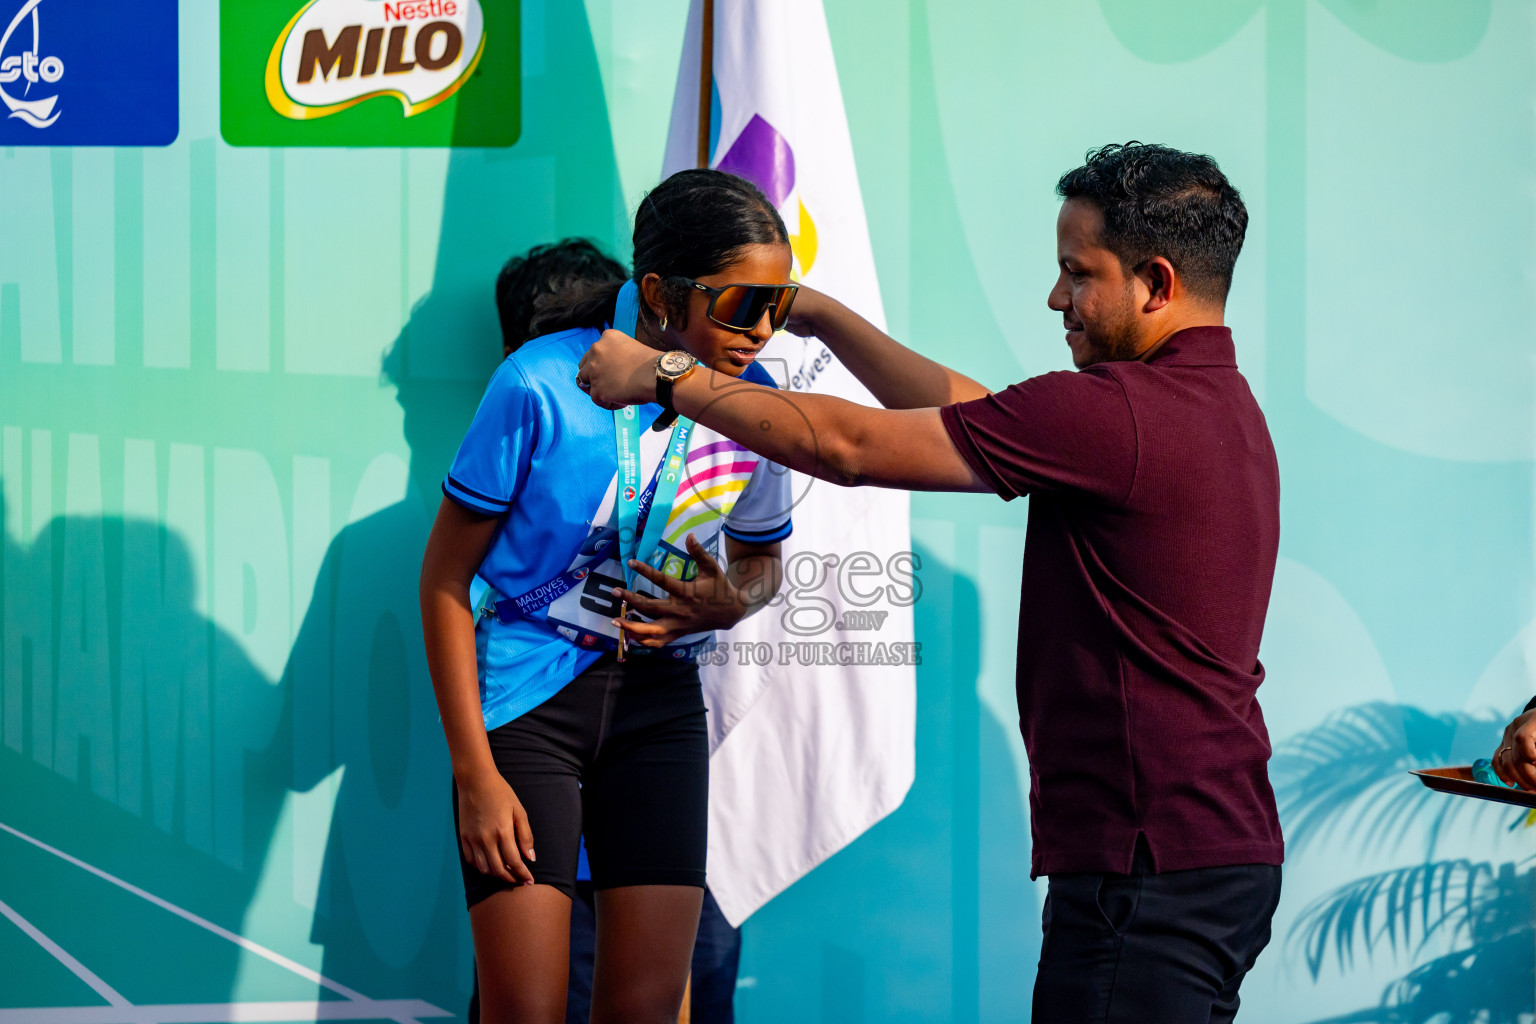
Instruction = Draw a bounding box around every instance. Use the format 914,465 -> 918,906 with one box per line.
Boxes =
610,534 -> 749,646
455,770 -> 537,886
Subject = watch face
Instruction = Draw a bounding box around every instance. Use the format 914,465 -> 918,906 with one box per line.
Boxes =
659,350 -> 695,376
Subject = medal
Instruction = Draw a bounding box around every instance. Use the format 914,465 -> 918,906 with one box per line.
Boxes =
618,600 -> 629,661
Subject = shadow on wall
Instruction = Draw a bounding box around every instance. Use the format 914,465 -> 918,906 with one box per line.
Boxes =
735,557 -> 1039,1024
1273,702 -> 1535,1023
278,304 -> 489,1002
0,510 -> 284,1008
0,323 -> 494,1012
0,0 -> 629,1014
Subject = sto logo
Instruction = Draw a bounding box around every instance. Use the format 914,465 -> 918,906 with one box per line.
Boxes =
0,0 -> 64,128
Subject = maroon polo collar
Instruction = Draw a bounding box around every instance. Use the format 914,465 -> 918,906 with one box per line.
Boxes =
1142,326 -> 1237,368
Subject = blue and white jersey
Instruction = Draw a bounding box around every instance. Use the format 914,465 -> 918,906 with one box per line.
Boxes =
443,327 -> 794,731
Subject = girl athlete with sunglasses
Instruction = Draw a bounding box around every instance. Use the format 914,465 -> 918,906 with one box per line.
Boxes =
419,169 -> 797,1023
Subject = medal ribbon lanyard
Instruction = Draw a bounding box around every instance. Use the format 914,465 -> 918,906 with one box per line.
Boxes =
614,409 -> 690,587
611,280 -> 694,657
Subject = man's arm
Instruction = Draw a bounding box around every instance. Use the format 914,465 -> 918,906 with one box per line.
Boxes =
788,288 -> 993,408
580,331 -> 991,493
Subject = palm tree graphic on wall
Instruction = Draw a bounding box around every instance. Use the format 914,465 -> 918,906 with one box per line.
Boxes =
1274,702 -> 1533,1023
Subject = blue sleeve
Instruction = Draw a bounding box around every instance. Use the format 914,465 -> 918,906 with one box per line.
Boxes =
442,362 -> 539,516
741,360 -> 780,390
722,455 -> 794,544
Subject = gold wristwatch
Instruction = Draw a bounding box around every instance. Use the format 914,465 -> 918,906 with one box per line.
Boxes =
652,350 -> 697,430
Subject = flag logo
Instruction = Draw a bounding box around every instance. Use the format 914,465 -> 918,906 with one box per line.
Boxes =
715,113 -> 818,278
265,0 -> 485,121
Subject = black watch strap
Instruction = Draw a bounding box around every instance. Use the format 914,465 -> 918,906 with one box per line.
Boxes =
652,370 -> 679,432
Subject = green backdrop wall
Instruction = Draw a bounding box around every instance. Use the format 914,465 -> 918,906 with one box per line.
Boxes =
2,1 -> 1533,1021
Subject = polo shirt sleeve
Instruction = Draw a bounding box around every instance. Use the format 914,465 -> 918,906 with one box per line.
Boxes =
938,368 -> 1137,503
721,360 -> 793,543
722,457 -> 794,544
442,362 -> 539,516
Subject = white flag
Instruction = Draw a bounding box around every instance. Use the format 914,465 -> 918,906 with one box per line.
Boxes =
664,0 -> 917,927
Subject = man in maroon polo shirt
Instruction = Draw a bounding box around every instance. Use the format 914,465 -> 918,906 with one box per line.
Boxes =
578,142 -> 1283,1021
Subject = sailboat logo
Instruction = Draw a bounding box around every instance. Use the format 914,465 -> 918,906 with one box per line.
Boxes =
0,0 -> 63,129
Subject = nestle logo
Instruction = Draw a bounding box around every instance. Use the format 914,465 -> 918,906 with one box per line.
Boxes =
383,0 -> 459,18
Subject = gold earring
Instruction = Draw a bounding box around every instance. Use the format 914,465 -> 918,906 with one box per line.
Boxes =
660,315 -> 669,331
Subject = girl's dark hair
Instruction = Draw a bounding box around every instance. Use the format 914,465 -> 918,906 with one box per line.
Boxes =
496,238 -> 627,355
530,169 -> 789,338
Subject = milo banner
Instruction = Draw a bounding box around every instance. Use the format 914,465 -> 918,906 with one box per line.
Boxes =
222,0 -> 519,147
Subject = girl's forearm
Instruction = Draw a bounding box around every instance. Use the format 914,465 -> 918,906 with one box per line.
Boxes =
420,579 -> 498,784
419,497 -> 505,782
727,552 -> 783,622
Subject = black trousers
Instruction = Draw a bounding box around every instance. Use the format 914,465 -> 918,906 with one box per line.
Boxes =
1032,842 -> 1282,1023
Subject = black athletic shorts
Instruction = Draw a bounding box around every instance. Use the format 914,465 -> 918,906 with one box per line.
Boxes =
452,652 -> 708,907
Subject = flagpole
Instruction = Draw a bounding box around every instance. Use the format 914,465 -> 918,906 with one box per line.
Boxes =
681,13 -> 711,1017
682,19 -> 713,1020
696,0 -> 714,168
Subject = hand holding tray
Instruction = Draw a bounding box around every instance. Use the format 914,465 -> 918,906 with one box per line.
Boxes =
1411,765 -> 1536,809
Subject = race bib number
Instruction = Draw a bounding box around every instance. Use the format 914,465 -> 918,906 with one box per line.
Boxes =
543,523 -> 715,650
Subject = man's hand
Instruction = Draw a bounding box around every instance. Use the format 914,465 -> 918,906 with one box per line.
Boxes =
609,534 -> 748,646
579,329 -> 660,409
1492,709 -> 1536,791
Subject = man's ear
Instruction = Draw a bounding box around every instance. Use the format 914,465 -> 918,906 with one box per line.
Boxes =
1138,257 -> 1177,313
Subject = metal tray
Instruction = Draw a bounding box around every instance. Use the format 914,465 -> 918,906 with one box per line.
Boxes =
1410,765 -> 1536,809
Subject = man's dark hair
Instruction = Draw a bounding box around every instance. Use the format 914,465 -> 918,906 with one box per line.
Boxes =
530,169 -> 789,339
495,238 -> 627,355
1056,142 -> 1248,302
